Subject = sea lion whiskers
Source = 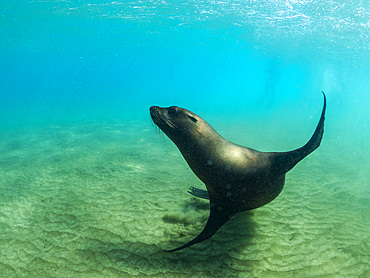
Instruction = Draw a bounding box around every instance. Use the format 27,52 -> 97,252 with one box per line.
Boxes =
152,122 -> 163,137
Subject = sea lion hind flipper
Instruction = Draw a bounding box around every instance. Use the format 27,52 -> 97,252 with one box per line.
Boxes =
273,91 -> 326,174
164,206 -> 230,252
188,186 -> 209,200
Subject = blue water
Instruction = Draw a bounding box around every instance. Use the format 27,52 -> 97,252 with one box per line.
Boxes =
0,1 -> 369,277
2,0 -> 369,127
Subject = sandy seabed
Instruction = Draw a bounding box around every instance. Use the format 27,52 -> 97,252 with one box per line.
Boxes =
0,119 -> 369,277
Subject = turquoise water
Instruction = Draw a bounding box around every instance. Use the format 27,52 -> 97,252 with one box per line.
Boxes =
1,1 -> 369,277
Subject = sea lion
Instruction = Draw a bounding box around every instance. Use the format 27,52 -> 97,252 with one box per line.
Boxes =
150,92 -> 326,252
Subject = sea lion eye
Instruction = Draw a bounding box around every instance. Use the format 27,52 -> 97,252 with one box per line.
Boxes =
188,115 -> 198,123
168,106 -> 178,115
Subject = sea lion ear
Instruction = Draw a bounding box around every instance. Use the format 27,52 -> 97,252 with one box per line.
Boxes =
188,115 -> 198,123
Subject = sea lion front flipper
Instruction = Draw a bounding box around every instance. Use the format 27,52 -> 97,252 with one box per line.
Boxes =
188,186 -> 209,200
164,204 -> 230,252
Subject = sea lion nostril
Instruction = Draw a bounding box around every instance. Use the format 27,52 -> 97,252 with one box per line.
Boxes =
168,106 -> 177,115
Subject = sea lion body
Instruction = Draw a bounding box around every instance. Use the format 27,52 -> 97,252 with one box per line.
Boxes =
150,92 -> 326,252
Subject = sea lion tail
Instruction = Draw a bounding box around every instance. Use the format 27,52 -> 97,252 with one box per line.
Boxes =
274,91 -> 326,174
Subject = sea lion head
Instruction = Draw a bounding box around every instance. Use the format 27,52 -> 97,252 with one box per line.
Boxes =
150,106 -> 211,147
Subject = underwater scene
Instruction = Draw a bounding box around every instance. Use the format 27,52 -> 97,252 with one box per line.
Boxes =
0,0 -> 369,277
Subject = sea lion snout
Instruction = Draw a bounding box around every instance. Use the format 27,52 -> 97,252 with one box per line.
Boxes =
150,106 -> 199,131
149,106 -> 161,126
150,106 -> 179,130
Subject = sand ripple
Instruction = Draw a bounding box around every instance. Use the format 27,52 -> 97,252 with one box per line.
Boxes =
0,123 -> 369,277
